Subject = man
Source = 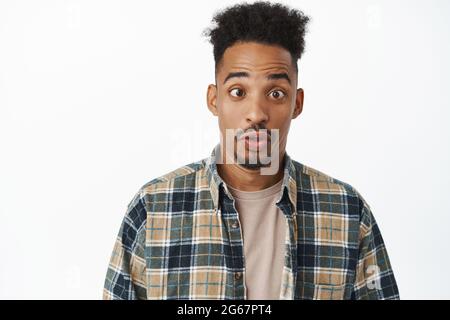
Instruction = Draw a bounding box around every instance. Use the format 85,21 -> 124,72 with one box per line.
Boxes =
103,1 -> 399,300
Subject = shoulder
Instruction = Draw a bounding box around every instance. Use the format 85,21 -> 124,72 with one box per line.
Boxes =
137,158 -> 207,195
291,159 -> 371,217
292,160 -> 357,194
124,158 -> 209,217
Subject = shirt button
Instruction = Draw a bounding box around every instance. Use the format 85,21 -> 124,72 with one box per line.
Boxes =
234,272 -> 242,281
231,221 -> 239,229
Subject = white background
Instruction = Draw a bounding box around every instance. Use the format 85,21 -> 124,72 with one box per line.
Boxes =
1,0 -> 449,299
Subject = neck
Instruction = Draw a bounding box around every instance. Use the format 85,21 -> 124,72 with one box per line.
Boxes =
216,153 -> 285,192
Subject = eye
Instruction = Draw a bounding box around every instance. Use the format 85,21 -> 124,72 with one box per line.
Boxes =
269,90 -> 286,100
229,88 -> 245,98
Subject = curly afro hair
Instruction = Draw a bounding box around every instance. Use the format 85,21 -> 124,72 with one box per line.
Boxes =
202,1 -> 310,77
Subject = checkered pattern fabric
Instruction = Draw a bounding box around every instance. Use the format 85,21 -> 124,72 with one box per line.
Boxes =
103,144 -> 399,300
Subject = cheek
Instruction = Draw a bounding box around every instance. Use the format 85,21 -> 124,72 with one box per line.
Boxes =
218,103 -> 242,126
269,109 -> 292,140
268,107 -> 291,126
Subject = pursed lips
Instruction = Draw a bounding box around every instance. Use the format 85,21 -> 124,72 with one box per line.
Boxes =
240,130 -> 271,142
237,130 -> 272,151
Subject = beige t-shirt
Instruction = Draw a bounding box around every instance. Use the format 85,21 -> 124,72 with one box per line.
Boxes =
226,178 -> 286,300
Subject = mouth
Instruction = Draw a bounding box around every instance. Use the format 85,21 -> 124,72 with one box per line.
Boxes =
240,131 -> 270,151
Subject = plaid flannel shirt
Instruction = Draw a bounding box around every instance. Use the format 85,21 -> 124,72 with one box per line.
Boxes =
103,144 -> 399,300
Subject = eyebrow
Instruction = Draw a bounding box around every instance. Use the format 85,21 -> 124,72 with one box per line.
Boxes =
223,71 -> 291,85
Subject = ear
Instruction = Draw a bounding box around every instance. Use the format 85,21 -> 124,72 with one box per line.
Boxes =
292,88 -> 304,119
207,84 -> 219,116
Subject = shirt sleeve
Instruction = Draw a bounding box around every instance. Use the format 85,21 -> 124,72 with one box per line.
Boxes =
351,198 -> 400,300
103,191 -> 147,300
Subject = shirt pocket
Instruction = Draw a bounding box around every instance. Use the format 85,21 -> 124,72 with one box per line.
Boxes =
297,281 -> 350,300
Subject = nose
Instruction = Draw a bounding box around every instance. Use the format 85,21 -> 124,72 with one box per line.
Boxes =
245,99 -> 269,127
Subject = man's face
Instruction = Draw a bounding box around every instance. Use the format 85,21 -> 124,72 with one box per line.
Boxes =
207,41 -> 303,171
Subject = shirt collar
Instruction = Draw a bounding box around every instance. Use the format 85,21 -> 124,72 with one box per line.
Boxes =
205,143 -> 297,215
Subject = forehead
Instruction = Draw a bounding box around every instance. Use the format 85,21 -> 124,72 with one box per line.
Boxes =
218,41 -> 294,79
